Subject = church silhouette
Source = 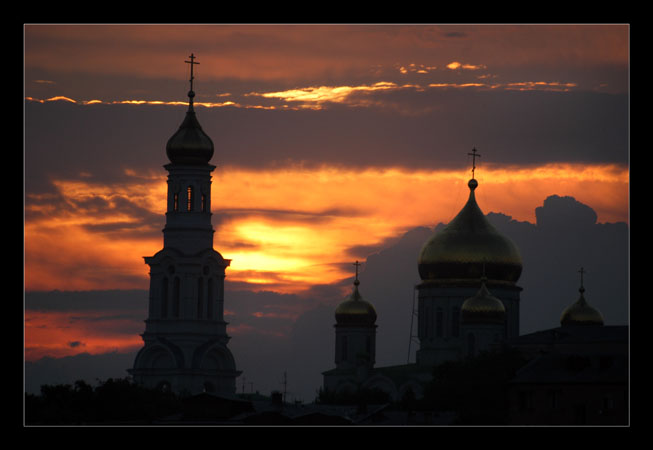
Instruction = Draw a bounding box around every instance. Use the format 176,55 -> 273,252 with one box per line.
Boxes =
129,54 -> 240,396
128,55 -> 627,425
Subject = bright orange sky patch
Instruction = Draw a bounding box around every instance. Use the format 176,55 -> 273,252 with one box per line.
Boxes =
24,163 -> 628,294
24,310 -> 143,361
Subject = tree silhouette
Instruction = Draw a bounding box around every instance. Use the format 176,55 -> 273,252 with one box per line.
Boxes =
25,377 -> 181,425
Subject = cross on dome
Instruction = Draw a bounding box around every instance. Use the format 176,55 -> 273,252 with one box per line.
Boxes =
353,260 -> 361,285
578,267 -> 586,293
467,147 -> 481,180
184,53 -> 200,109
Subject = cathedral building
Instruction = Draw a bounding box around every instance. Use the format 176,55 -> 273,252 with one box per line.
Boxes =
129,55 -> 240,396
322,152 -> 627,424
415,165 -> 523,366
323,150 -> 524,400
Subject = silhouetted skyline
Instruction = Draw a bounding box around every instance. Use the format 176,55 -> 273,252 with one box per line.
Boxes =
24,24 -> 629,402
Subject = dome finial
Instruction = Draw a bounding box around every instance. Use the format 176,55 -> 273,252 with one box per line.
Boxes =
335,260 -> 377,325
467,147 -> 481,180
353,260 -> 361,287
578,266 -> 586,294
184,53 -> 200,111
560,267 -> 604,326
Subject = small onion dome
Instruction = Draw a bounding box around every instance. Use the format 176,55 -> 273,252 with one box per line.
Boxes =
166,93 -> 214,165
461,278 -> 506,325
418,179 -> 522,284
560,285 -> 604,326
335,279 -> 377,326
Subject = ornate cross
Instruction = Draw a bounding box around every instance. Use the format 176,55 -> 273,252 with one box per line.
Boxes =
353,260 -> 361,280
468,147 -> 481,179
578,267 -> 586,289
185,53 -> 200,92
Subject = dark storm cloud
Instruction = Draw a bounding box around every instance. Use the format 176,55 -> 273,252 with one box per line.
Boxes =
25,101 -> 178,194
220,90 -> 625,169
25,87 -> 628,198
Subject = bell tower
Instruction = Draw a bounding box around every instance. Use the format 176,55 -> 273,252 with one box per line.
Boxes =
130,54 -> 240,396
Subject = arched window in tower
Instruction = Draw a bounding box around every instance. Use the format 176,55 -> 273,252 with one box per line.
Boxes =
342,336 -> 348,362
207,278 -> 213,320
187,186 -> 194,211
436,307 -> 443,338
201,193 -> 207,212
173,193 -> 179,212
161,277 -> 169,318
173,277 -> 180,318
197,277 -> 204,319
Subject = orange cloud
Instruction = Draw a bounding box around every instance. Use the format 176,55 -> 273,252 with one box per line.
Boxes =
25,25 -> 628,84
446,61 -> 486,70
428,81 -> 577,92
25,310 -> 143,361
25,96 -> 242,109
25,163 -> 628,295
250,82 -> 404,109
26,71 -> 583,113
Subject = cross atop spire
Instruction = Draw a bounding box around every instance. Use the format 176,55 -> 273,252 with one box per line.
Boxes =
578,267 -> 586,293
353,261 -> 361,281
185,53 -> 199,91
185,53 -> 200,109
468,147 -> 481,179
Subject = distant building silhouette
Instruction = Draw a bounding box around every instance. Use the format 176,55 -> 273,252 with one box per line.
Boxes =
324,155 -> 523,400
322,152 -> 628,425
129,54 -> 240,396
506,275 -> 628,425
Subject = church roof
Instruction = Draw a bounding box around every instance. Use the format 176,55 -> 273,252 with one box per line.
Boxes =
461,277 -> 506,325
166,110 -> 214,165
166,53 -> 214,165
418,173 -> 523,285
335,262 -> 377,326
560,270 -> 604,326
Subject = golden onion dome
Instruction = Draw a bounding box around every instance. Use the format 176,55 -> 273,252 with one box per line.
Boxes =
461,277 -> 506,325
335,278 -> 377,326
418,178 -> 523,284
560,278 -> 604,326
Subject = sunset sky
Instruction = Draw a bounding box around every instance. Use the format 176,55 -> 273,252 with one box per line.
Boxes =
24,24 -> 629,391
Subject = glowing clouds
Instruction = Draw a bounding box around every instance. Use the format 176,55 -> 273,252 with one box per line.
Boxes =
209,164 -> 628,292
24,176 -> 166,291
24,163 -> 628,294
252,82 -> 403,109
25,310 -> 143,361
446,61 -> 486,70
